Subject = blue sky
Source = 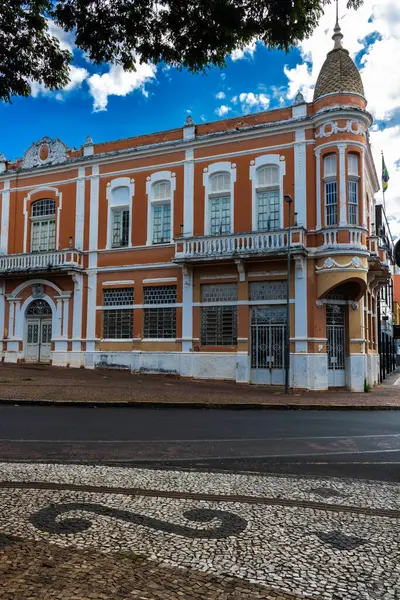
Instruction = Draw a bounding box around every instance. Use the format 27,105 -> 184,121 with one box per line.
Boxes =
1,1 -> 399,232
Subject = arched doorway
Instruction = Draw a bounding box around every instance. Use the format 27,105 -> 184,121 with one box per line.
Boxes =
25,299 -> 52,362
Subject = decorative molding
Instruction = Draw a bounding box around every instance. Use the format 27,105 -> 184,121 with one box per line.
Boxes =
315,256 -> 364,271
102,280 -> 135,286
315,120 -> 365,140
22,137 -> 68,169
235,259 -> 246,282
143,277 -> 177,284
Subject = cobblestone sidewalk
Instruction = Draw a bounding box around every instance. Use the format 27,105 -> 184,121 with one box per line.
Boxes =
0,463 -> 399,600
0,363 -> 399,406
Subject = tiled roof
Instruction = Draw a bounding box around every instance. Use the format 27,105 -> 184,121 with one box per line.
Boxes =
313,47 -> 365,101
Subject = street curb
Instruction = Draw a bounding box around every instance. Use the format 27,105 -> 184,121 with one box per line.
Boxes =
0,398 -> 398,410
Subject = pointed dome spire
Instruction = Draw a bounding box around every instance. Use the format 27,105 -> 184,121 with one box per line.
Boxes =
313,9 -> 364,102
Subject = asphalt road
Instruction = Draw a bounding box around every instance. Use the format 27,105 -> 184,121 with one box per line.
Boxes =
0,405 -> 399,481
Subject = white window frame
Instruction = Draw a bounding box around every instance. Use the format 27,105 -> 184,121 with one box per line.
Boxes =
30,199 -> 56,253
250,155 -> 285,232
203,162 -> 236,236
348,153 -> 360,226
23,187 -> 62,253
146,171 -> 176,245
323,154 -> 338,227
106,177 -> 134,249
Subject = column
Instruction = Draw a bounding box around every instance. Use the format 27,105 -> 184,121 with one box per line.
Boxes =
294,128 -> 307,227
72,273 -> 83,353
315,149 -> 321,229
338,143 -> 347,226
181,265 -> 193,352
0,179 -> 10,254
183,149 -> 194,236
361,147 -> 367,229
86,165 -> 99,354
86,271 -> 97,353
75,167 -> 85,249
0,281 -> 4,350
294,257 -> 307,352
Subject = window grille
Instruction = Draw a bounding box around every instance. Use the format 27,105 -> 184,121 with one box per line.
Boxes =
251,306 -> 287,324
249,281 -> 287,301
103,310 -> 133,339
201,283 -> 237,303
31,199 -> 56,217
103,288 -> 134,306
348,180 -> 358,225
26,299 -> 52,316
201,306 -> 237,346
112,208 -> 129,247
325,181 -> 338,226
257,190 -> 280,231
143,286 -> 176,305
152,203 -> 171,243
143,307 -> 176,338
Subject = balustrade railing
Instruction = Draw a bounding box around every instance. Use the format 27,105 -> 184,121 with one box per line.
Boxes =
175,229 -> 306,260
321,227 -> 366,249
0,249 -> 83,272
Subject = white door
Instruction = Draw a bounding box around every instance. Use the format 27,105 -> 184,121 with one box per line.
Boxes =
250,307 -> 287,385
25,318 -> 52,363
327,304 -> 346,387
26,319 -> 40,362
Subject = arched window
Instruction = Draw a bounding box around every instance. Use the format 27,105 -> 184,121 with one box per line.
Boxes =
26,299 -> 52,316
31,199 -> 56,252
323,154 -> 337,226
348,153 -> 359,225
255,165 -> 280,231
151,180 -> 172,243
209,172 -> 231,235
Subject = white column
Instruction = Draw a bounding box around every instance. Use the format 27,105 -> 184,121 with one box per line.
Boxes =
86,272 -> 97,352
8,299 -> 15,338
183,149 -> 194,236
62,298 -> 70,338
54,298 -> 63,338
338,143 -> 347,226
89,165 -> 99,252
0,281 -> 5,344
75,167 -> 85,249
294,257 -> 307,352
72,273 -> 83,352
294,128 -> 307,227
1,179 -> 10,254
315,149 -> 321,230
181,265 -> 193,352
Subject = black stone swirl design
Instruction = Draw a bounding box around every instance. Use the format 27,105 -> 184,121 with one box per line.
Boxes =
312,530 -> 369,551
0,532 -> 22,549
30,503 -> 247,539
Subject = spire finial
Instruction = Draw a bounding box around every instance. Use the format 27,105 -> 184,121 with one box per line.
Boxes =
332,0 -> 344,49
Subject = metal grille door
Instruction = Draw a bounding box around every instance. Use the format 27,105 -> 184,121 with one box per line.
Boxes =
250,307 -> 287,385
327,304 -> 346,387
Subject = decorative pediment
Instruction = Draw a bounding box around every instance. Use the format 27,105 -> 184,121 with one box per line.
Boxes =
22,137 -> 68,169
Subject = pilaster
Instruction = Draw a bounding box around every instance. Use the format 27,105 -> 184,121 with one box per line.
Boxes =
338,143 -> 347,226
181,265 -> 193,352
294,128 -> 307,227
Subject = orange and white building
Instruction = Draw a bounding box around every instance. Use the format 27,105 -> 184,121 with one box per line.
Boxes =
0,21 -> 392,391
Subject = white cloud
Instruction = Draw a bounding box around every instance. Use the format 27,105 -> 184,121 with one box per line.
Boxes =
231,41 -> 257,61
238,92 -> 270,113
215,105 -> 231,117
216,91 -> 226,100
30,65 -> 88,99
47,20 -> 75,53
87,63 -> 157,112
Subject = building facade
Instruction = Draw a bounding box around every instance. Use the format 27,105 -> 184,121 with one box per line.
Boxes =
0,22 -> 392,391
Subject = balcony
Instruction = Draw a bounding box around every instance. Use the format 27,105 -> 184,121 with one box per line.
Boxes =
174,228 -> 306,262
320,227 -> 367,250
0,249 -> 84,275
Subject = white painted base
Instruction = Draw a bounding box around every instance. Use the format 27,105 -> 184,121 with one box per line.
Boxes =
346,354 -> 367,392
291,353 -> 328,390
366,353 -> 379,387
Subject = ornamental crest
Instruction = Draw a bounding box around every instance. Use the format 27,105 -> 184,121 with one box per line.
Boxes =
22,137 -> 68,169
32,284 -> 45,299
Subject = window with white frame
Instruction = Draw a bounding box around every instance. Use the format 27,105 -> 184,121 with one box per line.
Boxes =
31,199 -> 56,252
151,181 -> 172,244
348,153 -> 359,226
200,283 -> 237,346
209,172 -> 231,235
323,154 -> 338,226
143,285 -> 177,338
109,185 -> 131,248
255,165 -> 280,231
102,287 -> 134,339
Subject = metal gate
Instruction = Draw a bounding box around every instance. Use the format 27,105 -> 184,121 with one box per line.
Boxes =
326,304 -> 346,387
250,307 -> 287,385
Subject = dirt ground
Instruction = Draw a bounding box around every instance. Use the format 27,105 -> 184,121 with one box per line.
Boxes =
0,362 -> 398,407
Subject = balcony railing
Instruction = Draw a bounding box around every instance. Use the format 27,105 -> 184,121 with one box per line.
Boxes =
321,227 -> 367,249
174,228 -> 306,261
0,249 -> 83,273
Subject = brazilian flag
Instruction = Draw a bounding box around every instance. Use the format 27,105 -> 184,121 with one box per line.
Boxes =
382,155 -> 390,192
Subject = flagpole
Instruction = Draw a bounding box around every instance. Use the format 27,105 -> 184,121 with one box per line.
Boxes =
381,150 -> 386,212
